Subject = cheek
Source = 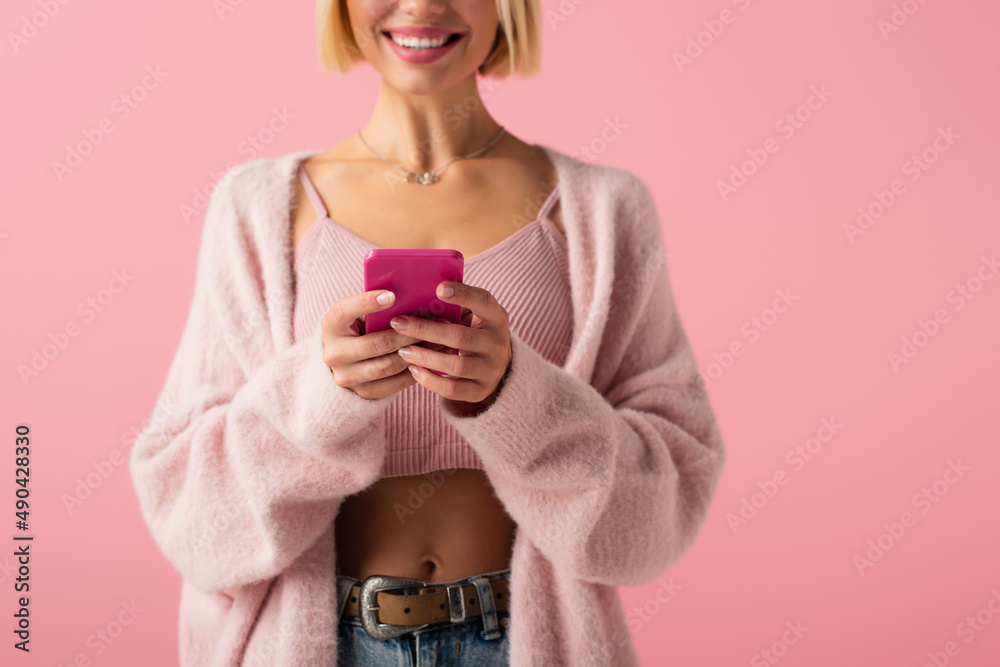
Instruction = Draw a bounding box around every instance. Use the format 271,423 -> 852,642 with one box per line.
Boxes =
462,4 -> 500,51
459,0 -> 498,16
348,0 -> 392,50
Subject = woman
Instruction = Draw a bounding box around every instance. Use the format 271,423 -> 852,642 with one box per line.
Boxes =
129,0 -> 727,664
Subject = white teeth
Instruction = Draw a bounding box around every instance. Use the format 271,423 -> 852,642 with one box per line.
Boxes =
389,33 -> 452,50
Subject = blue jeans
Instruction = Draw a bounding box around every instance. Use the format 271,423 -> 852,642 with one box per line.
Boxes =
336,568 -> 512,666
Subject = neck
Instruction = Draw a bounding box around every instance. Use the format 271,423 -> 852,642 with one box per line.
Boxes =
360,75 -> 503,172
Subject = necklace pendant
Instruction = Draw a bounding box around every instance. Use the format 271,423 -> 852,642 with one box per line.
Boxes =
358,126 -> 505,188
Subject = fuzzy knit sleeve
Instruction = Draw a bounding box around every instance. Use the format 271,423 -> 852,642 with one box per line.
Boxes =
439,171 -> 726,588
129,168 -> 394,594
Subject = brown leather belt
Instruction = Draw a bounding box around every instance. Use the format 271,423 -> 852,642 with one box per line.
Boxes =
341,574 -> 510,637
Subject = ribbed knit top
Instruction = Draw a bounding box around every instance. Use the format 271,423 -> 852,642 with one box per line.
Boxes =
292,164 -> 573,478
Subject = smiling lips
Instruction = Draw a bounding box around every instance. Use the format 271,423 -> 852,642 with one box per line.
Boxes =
382,26 -> 465,63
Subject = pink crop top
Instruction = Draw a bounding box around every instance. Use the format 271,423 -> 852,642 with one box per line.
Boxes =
292,163 -> 573,478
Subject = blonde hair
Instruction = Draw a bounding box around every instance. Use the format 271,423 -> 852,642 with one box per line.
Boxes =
316,0 -> 541,77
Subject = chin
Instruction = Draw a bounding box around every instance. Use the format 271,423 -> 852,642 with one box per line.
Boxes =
382,69 -> 469,96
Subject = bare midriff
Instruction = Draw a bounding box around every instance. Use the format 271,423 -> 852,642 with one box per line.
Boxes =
333,469 -> 518,583
291,139 -> 561,585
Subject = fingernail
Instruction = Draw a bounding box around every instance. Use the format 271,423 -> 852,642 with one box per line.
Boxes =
437,283 -> 454,298
390,316 -> 406,331
408,365 -> 419,376
397,346 -> 413,360
377,291 -> 394,306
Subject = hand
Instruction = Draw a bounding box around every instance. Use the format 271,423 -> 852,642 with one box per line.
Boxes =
390,281 -> 512,412
321,289 -> 429,400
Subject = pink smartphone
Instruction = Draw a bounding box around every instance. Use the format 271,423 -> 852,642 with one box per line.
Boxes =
364,249 -> 465,376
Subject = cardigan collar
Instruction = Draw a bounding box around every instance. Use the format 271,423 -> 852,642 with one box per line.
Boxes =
265,144 -> 602,383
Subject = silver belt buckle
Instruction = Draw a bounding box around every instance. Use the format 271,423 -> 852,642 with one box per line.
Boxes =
446,584 -> 466,623
359,574 -> 430,640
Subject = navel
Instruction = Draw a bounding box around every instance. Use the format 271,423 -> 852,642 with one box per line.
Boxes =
420,556 -> 441,581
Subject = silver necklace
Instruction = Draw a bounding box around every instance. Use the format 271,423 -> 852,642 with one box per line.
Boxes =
356,126 -> 506,185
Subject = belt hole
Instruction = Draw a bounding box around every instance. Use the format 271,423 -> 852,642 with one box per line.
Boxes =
496,592 -> 503,599
439,603 -> 446,610
404,607 -> 411,614
470,598 -> 476,605
350,596 -> 357,603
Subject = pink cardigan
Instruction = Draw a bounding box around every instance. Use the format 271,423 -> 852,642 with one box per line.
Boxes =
129,145 -> 726,666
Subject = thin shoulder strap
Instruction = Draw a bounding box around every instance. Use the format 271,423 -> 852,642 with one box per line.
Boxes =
537,183 -> 561,221
297,164 -> 328,220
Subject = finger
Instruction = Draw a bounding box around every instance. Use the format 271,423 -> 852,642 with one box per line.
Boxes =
425,317 -> 456,352
342,328 -> 424,363
407,363 -> 481,402
347,345 -> 415,384
325,289 -> 396,333
390,314 -> 485,352
398,343 -> 485,381
437,282 -> 506,332
353,367 -> 418,400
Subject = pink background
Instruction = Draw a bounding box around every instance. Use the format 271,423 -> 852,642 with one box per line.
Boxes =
3,0 -> 999,665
